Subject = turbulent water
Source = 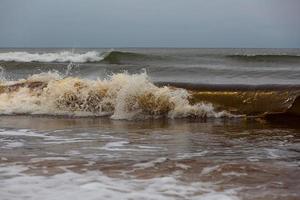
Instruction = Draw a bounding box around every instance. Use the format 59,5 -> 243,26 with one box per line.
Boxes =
0,48 -> 299,200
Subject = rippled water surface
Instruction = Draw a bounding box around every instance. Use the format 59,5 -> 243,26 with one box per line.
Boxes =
0,116 -> 299,200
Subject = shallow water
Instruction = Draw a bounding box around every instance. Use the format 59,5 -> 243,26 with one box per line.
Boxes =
0,116 -> 299,200
0,48 -> 300,199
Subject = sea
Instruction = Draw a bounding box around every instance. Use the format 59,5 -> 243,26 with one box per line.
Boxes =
0,48 -> 299,200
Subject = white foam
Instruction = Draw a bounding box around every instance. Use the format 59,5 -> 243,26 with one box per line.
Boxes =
0,165 -> 239,200
264,148 -> 281,159
3,141 -> 24,148
101,141 -> 129,151
201,165 -> 220,175
99,141 -> 156,152
0,129 -> 45,137
0,165 -> 27,177
175,163 -> 191,170
0,51 -> 104,63
133,157 -> 168,168
222,172 -> 247,177
177,151 -> 208,159
30,157 -> 70,162
0,71 -> 233,120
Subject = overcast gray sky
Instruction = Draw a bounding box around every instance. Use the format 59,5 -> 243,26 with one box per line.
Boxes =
0,0 -> 299,48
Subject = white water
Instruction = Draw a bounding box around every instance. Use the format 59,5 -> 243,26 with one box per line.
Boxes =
0,71 -> 231,119
0,51 -> 104,63
0,165 -> 239,200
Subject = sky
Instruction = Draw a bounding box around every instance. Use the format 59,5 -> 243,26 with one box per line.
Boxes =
0,0 -> 299,48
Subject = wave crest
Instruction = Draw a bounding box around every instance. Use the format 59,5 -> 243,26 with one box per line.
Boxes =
0,72 -> 230,119
0,51 -> 105,63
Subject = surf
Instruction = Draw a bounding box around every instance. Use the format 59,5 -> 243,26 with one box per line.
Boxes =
0,71 -> 231,119
0,71 -> 299,120
0,50 -> 151,64
0,51 -> 105,63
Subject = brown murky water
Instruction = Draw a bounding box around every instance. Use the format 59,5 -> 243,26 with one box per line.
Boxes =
0,116 -> 299,200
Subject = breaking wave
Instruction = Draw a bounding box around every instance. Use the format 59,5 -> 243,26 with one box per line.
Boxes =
0,51 -> 105,63
0,69 -> 299,119
0,50 -> 151,64
0,71 -> 231,119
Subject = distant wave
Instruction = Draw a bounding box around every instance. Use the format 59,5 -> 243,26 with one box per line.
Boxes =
102,51 -> 154,64
0,51 -> 105,63
103,52 -> 300,64
4,50 -> 299,64
0,50 -> 151,64
227,54 -> 300,61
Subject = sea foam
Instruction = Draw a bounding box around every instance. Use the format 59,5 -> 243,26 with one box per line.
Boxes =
0,165 -> 239,200
0,51 -> 104,63
0,71 -> 231,119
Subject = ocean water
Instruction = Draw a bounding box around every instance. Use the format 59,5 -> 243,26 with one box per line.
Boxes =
0,48 -> 299,200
